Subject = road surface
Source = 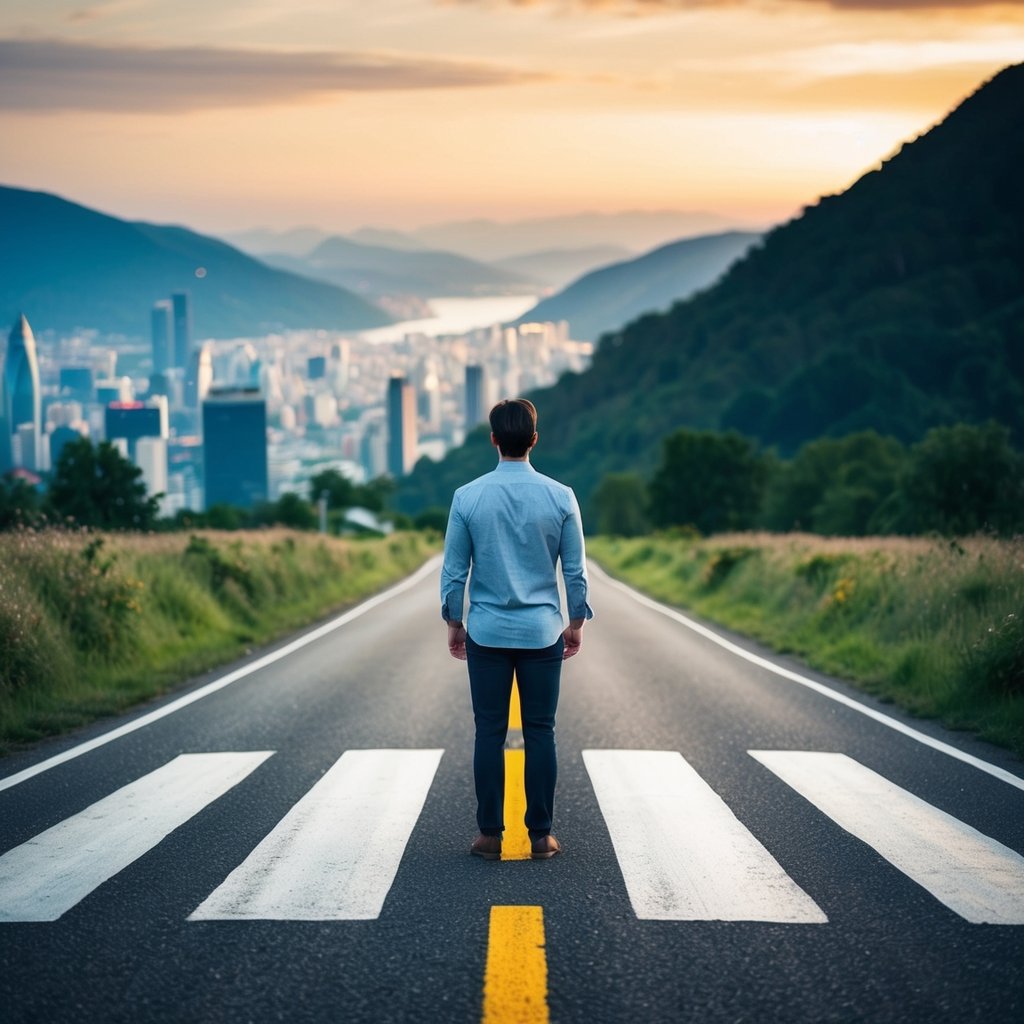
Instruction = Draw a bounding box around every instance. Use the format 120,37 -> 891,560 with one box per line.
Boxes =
2,555 -> 1023,1023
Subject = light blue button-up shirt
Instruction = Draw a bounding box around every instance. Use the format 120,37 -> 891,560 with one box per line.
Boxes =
440,460 -> 594,649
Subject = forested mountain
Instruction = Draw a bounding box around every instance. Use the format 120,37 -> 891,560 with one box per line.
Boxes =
397,63 -> 1024,516
514,231 -> 760,341
263,235 -> 536,299
0,187 -> 391,338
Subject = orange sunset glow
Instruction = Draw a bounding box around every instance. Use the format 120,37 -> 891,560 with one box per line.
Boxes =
1,0 -> 1022,232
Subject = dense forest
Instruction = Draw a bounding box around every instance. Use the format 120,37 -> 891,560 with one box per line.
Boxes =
396,63 -> 1024,518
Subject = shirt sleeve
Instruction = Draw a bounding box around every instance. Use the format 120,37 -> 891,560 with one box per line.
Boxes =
559,488 -> 594,623
440,494 -> 471,623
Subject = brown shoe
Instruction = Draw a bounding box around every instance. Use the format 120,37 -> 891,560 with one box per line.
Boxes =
470,834 -> 502,861
530,834 -> 561,860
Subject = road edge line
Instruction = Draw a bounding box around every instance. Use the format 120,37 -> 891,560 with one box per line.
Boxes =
589,560 -> 1024,792
0,554 -> 443,793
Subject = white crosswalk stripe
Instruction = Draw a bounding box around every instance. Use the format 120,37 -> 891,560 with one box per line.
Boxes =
583,749 -> 828,923
750,750 -> 1024,925
189,748 -> 444,921
4,746 -> 1022,927
0,752 -> 273,922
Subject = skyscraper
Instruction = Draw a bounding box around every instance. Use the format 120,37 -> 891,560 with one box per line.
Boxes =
104,396 -> 169,460
465,364 -> 486,431
185,342 -> 213,410
172,292 -> 192,370
151,300 -> 173,376
1,314 -> 41,473
202,387 -> 268,509
386,376 -> 417,478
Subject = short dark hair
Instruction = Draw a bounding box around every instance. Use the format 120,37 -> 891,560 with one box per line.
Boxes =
489,398 -> 537,457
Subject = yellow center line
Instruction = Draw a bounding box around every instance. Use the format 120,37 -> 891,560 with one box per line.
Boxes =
483,905 -> 549,1024
508,677 -> 522,730
503,675 -> 531,860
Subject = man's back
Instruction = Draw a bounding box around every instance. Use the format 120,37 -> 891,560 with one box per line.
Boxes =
441,460 -> 590,649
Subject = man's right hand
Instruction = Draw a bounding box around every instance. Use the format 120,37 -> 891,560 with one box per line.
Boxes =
562,623 -> 583,659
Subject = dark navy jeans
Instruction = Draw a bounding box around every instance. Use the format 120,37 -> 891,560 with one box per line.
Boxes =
466,633 -> 564,840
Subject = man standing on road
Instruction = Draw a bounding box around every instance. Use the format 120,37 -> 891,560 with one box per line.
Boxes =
441,398 -> 593,861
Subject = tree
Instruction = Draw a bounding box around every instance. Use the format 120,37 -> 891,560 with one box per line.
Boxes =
649,429 -> 768,534
591,473 -> 650,536
0,474 -> 43,530
413,507 -> 449,533
253,492 -> 318,530
762,431 -> 907,535
48,437 -> 159,530
309,468 -> 356,510
889,421 -> 1024,535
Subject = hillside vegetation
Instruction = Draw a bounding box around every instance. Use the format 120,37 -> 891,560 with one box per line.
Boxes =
590,533 -> 1024,756
0,529 -> 438,753
397,63 -> 1024,515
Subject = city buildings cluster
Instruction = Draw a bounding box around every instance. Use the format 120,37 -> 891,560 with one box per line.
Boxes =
0,301 -> 592,515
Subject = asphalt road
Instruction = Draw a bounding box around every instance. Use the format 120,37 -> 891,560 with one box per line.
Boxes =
2,555 -> 1023,1024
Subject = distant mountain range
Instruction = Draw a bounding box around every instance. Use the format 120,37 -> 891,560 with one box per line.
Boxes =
491,245 -> 632,291
0,188 -> 391,339
225,212 -> 749,293
515,231 -> 761,341
358,210 -> 742,262
260,235 -> 537,300
396,63 -> 1024,517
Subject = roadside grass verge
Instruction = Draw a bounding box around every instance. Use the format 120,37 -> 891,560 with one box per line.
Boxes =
588,533 -> 1024,757
0,528 -> 440,754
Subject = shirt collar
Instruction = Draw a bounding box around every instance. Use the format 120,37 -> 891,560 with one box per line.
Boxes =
495,460 -> 536,473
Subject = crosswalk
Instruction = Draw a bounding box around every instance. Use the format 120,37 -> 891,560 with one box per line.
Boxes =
2,748 -> 1023,926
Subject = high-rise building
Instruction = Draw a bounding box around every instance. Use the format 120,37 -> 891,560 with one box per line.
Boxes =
172,292 -> 192,369
386,376 -> 417,478
59,366 -> 94,404
135,436 -> 168,507
465,364 -> 487,431
185,342 -> 213,410
50,425 -> 82,469
151,300 -> 174,376
104,396 -> 169,460
202,387 -> 268,509
1,314 -> 42,473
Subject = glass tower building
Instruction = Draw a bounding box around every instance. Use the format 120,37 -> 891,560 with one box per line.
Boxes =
1,314 -> 41,473
202,387 -> 268,509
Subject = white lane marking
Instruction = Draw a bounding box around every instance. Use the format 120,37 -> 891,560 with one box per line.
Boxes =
0,752 -> 273,922
0,555 -> 443,794
751,750 -> 1024,924
582,749 -> 827,923
589,561 -> 1024,792
190,748 -> 444,921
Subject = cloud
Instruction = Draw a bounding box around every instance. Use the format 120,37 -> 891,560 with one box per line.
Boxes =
448,0 -> 1016,11
0,38 -> 546,113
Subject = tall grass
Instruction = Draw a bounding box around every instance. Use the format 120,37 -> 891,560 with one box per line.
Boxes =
589,533 -> 1024,756
0,528 -> 439,752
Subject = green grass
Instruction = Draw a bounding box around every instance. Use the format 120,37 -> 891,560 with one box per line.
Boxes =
0,528 -> 440,753
589,532 -> 1024,757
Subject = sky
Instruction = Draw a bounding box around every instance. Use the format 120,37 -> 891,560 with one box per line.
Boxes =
0,0 -> 1022,235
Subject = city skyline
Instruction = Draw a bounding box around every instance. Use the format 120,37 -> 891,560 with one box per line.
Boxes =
1,2 -> 1020,234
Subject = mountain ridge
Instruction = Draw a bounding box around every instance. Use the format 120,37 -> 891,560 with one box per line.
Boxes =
514,230 -> 761,341
0,187 -> 391,339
